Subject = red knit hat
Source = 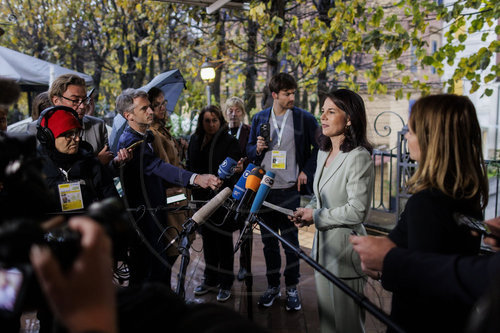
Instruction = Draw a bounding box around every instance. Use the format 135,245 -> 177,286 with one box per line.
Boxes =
41,109 -> 82,138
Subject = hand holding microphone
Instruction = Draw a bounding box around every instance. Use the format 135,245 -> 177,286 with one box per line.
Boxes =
193,174 -> 222,190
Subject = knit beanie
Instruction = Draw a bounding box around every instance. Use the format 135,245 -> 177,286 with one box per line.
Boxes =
41,109 -> 81,138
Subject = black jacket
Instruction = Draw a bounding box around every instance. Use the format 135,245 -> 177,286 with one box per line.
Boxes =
187,128 -> 241,230
39,142 -> 118,214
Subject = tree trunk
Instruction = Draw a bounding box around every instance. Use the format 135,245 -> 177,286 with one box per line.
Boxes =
315,0 -> 335,99
263,0 -> 287,108
212,11 -> 226,106
244,18 -> 258,114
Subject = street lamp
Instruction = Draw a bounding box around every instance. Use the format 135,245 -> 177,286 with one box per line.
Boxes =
200,62 -> 215,104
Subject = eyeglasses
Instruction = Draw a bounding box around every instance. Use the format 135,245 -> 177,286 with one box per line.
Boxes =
61,129 -> 82,140
60,95 -> 90,107
152,100 -> 168,109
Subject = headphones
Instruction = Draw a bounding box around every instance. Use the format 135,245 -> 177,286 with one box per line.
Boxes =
36,105 -> 80,149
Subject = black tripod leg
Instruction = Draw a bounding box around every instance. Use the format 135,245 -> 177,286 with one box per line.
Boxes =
175,227 -> 194,300
242,227 -> 253,321
175,250 -> 190,299
255,217 -> 405,333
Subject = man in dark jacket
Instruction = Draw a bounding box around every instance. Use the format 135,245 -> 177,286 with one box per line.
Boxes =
247,73 -> 318,311
117,88 -> 220,287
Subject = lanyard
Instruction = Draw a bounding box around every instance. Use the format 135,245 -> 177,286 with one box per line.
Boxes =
229,123 -> 243,140
271,108 -> 290,148
59,168 -> 69,182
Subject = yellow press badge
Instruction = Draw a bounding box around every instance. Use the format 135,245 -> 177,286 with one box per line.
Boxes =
271,150 -> 286,169
58,182 -> 84,212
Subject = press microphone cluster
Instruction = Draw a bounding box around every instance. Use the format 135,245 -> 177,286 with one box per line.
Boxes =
234,170 -> 275,253
234,166 -> 265,221
221,163 -> 256,225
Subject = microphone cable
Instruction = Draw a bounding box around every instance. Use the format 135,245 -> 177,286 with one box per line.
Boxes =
117,141 -> 178,277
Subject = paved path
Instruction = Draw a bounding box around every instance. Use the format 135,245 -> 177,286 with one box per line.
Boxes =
21,228 -> 391,332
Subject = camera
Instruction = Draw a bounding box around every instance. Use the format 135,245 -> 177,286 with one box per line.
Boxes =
0,132 -> 132,317
260,122 -> 270,146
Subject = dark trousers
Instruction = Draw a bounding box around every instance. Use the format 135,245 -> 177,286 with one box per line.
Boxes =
129,213 -> 175,287
200,222 -> 235,289
259,188 -> 301,288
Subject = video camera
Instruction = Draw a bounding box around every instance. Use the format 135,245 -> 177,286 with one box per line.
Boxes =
0,132 -> 132,317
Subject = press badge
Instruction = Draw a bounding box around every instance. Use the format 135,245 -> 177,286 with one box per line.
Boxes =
58,182 -> 84,211
271,150 -> 286,169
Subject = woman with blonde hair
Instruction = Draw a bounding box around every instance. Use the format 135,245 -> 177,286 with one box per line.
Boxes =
351,94 -> 488,333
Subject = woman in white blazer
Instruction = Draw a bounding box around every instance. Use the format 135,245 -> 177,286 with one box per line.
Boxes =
291,89 -> 374,333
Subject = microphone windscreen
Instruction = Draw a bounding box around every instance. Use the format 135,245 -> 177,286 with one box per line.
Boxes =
192,187 -> 232,225
218,157 -> 238,179
250,171 -> 275,214
232,163 -> 256,200
245,167 -> 265,192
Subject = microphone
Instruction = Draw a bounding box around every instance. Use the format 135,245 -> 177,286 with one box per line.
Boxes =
168,187 -> 233,251
234,166 -> 265,221
221,163 -> 256,226
234,171 -> 275,253
191,187 -> 232,227
232,163 -> 257,201
217,157 -> 238,179
174,187 -> 231,299
249,170 -> 275,214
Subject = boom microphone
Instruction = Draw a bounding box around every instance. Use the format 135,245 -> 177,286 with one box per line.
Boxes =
191,187 -> 232,226
218,157 -> 238,179
175,187 -> 232,242
234,166 -> 265,221
175,187 -> 231,299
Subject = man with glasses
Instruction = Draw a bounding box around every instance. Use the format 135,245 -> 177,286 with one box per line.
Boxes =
49,74 -> 129,166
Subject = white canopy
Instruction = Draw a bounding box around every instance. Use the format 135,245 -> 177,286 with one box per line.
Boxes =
0,46 -> 93,87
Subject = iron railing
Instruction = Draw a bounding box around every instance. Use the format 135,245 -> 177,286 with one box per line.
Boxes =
368,111 -> 500,233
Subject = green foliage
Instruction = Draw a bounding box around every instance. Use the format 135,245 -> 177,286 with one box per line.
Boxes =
1,0 -> 498,135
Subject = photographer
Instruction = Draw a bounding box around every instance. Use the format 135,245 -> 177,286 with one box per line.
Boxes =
30,216 -> 117,333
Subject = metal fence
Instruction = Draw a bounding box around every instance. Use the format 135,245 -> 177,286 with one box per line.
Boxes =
368,123 -> 500,233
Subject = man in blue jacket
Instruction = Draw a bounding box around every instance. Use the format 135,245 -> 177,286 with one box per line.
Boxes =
247,73 -> 318,311
117,88 -> 220,287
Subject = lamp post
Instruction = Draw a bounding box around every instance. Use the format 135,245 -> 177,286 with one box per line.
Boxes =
200,62 -> 215,105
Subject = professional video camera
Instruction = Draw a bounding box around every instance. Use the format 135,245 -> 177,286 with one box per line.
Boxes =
0,132 -> 132,317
